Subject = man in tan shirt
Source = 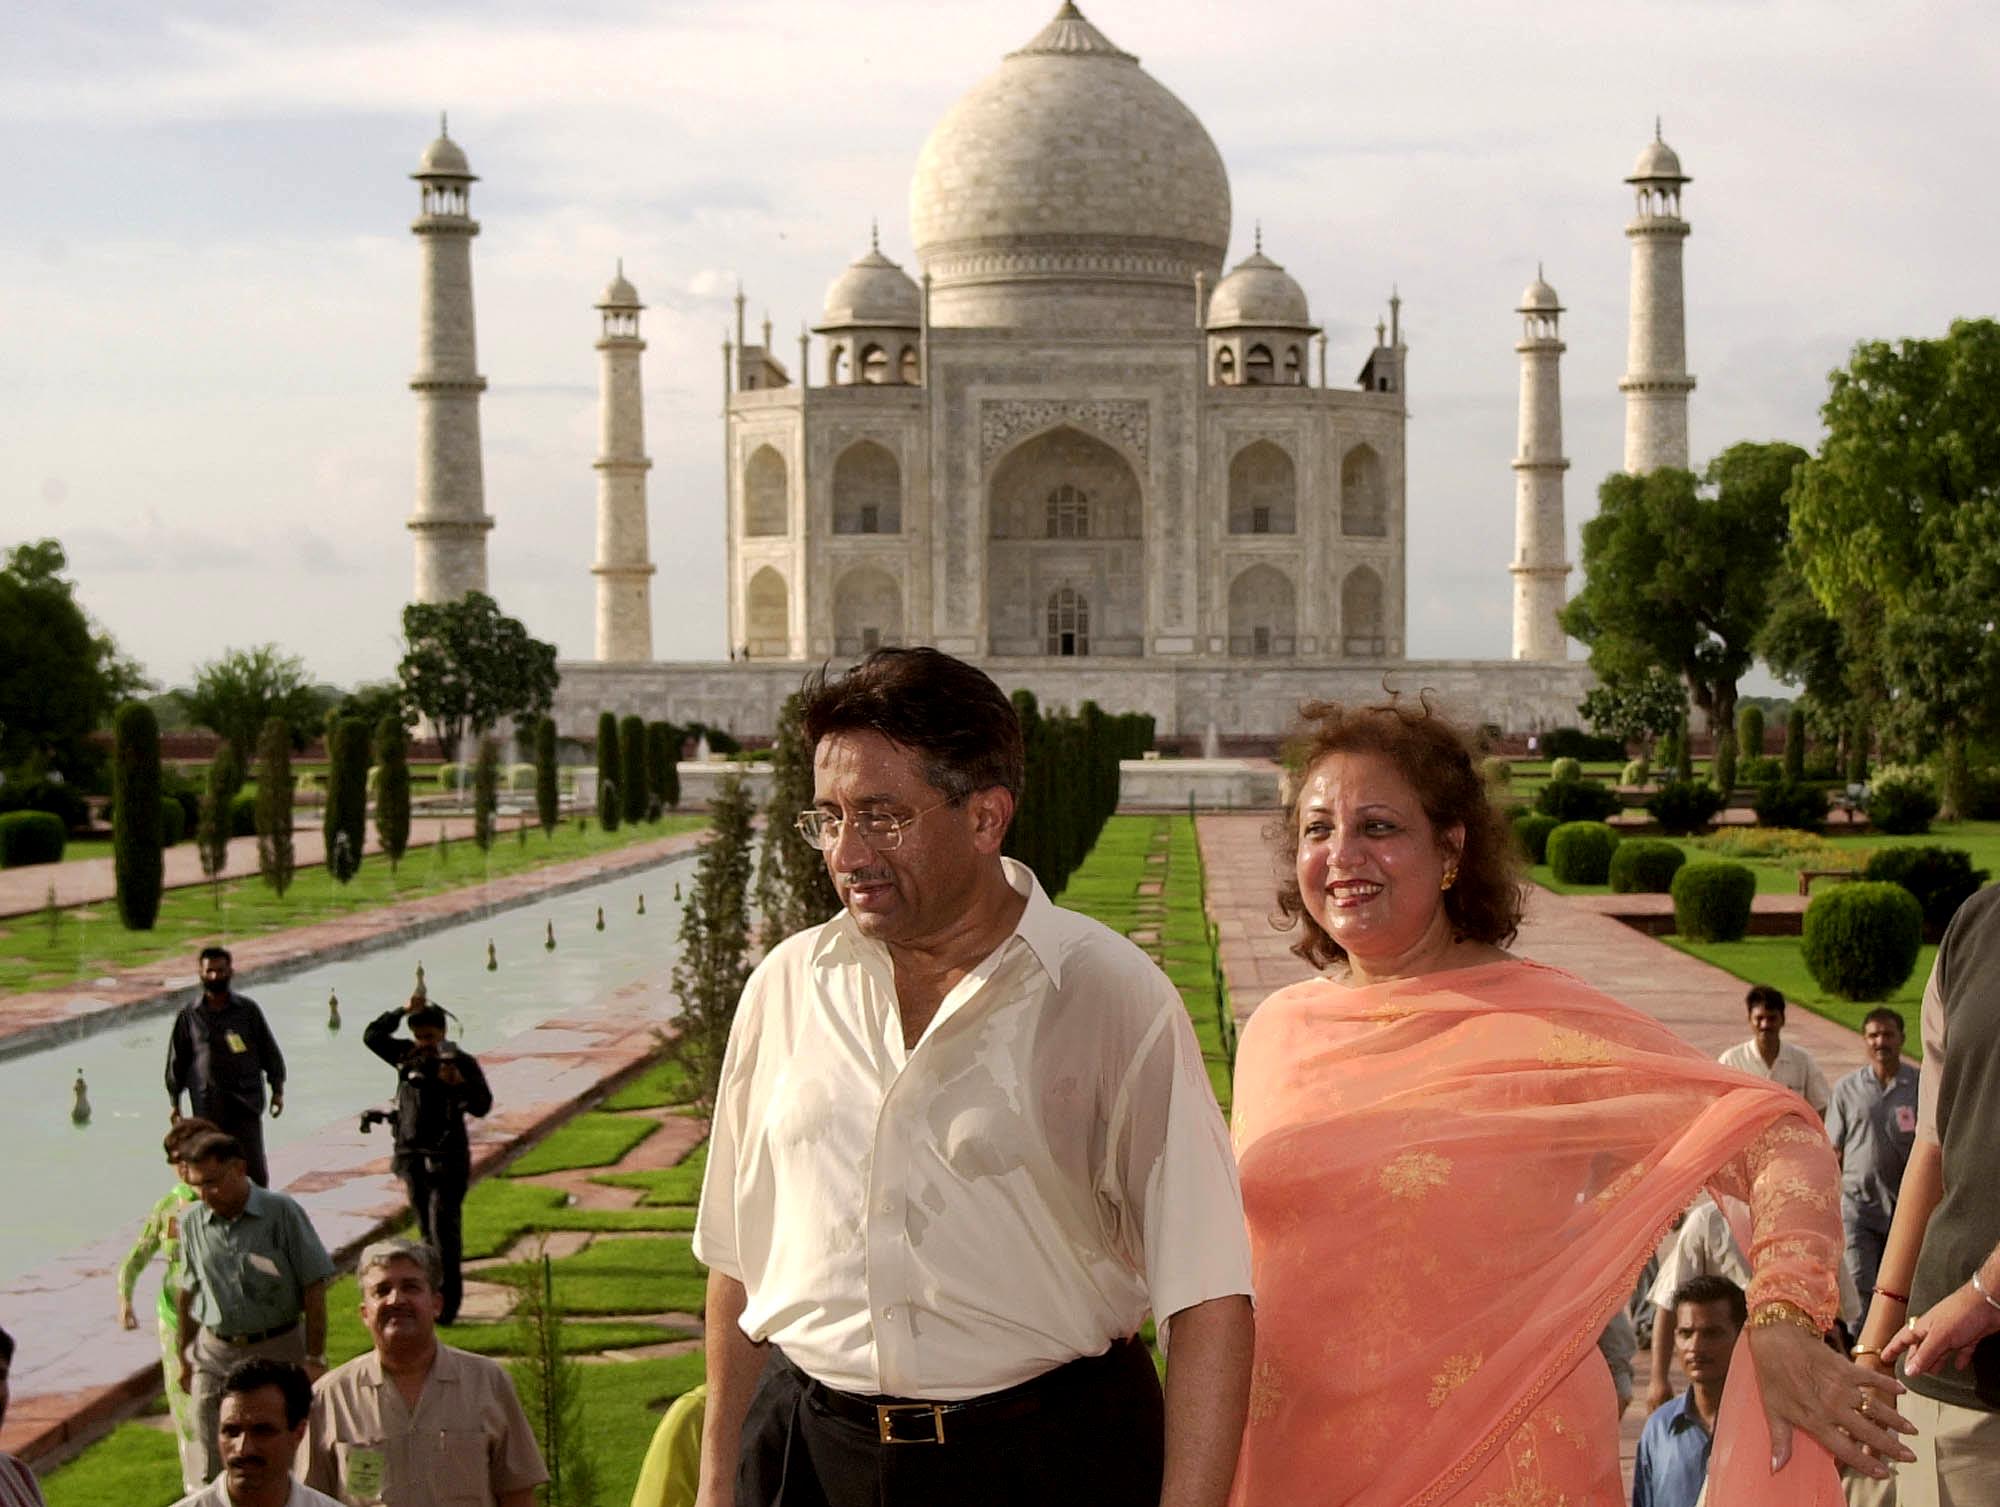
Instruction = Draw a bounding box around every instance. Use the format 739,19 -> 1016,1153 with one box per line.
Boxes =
298,1240 -> 545,1507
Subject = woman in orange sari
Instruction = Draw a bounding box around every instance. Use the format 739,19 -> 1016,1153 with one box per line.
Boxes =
1229,699 -> 1913,1506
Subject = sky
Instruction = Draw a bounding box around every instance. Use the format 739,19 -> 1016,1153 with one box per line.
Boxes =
2,0 -> 1994,693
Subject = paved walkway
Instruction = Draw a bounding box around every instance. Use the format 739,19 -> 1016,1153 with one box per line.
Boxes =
0,828 -> 706,1056
1196,813 -> 1881,1501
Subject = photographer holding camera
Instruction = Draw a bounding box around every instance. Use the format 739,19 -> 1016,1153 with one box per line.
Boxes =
362,994 -> 492,1325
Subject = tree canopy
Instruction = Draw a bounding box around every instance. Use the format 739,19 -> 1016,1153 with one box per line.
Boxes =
0,539 -> 146,778
1788,318 -> 2000,814
181,644 -> 328,765
397,592 -> 559,764
1560,441 -> 1804,739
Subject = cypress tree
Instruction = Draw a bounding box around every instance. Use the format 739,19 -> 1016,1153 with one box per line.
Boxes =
113,701 -> 165,930
255,717 -> 295,897
1674,717 -> 1695,783
1711,729 -> 1738,799
668,772 -> 757,1110
374,715 -> 412,871
645,721 -> 676,819
472,736 -> 500,852
619,714 -> 649,827
1847,711 -> 1871,785
1783,710 -> 1807,781
1004,689 -> 1044,886
1736,705 -> 1765,760
595,712 -> 620,832
196,742 -> 244,899
323,716 -> 368,883
755,691 -> 840,948
533,716 -> 559,835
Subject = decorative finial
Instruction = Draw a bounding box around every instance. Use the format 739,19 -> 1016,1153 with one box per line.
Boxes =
1254,220 -> 1263,254
440,111 -> 449,139
1655,115 -> 1663,142
545,920 -> 556,951
871,217 -> 880,253
617,256 -> 624,278
1538,260 -> 1545,282
595,905 -> 606,932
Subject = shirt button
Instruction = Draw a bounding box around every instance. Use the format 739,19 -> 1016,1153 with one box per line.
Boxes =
879,1197 -> 895,1214
883,1306 -> 896,1320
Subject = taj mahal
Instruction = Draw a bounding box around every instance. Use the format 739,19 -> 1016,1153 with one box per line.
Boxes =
406,4 -> 1708,741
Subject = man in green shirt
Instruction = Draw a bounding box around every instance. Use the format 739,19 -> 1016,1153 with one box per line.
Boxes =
174,1131 -> 334,1484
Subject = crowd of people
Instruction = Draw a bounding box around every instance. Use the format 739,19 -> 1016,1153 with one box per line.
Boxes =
4,647 -> 1996,1507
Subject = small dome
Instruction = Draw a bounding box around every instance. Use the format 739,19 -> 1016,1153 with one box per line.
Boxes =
820,241 -> 921,328
415,131 -> 473,179
1518,272 -> 1561,312
1207,248 -> 1311,330
598,264 -> 641,309
1626,133 -> 1686,184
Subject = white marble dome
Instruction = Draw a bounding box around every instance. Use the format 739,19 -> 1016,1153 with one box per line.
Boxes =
1627,134 -> 1686,183
821,241 -> 921,327
416,131 -> 473,178
598,264 -> 641,309
1208,248 -> 1311,329
1518,272 -> 1561,312
909,2 -> 1231,329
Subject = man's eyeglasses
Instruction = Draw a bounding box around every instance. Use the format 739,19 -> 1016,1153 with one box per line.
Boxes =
795,799 -> 953,852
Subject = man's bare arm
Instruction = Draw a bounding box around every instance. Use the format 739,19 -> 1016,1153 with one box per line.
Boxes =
1159,1295 -> 1254,1507
694,1271 -> 765,1507
301,1280 -> 328,1377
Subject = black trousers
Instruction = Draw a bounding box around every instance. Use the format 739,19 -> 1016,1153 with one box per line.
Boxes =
208,1107 -> 270,1188
397,1151 -> 469,1323
738,1338 -> 1165,1507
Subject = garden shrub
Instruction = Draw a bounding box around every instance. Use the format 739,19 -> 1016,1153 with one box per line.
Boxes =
0,810 -> 66,867
1547,822 -> 1620,885
0,774 -> 91,832
1542,727 -> 1624,761
1802,883 -> 1923,1001
1738,755 -> 1781,786
1620,757 -> 1651,788
1737,705 -> 1766,758
1480,756 -> 1512,788
1752,778 -> 1829,833
1608,838 -> 1687,894
1691,828 -> 1850,864
159,797 -> 187,847
1804,753 -> 1841,782
113,702 -> 164,929
1711,735 -> 1738,797
1965,766 -> 2000,820
1867,765 -> 1940,836
1534,778 -> 1622,823
1646,780 -> 1725,836
1548,756 -> 1583,784
1513,812 -> 1560,865
1671,861 -> 1757,942
508,763 -> 538,793
1861,846 -> 1990,935
436,762 -> 467,792
229,788 -> 259,838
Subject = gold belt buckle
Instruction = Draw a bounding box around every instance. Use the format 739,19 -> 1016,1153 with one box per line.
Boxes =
875,1402 -> 947,1444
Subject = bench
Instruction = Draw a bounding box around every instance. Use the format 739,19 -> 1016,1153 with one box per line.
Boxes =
1797,868 -> 1857,897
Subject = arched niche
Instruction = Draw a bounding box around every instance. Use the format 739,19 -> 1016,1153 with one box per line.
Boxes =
1046,586 -> 1090,656
832,441 -> 901,534
1342,565 -> 1385,657
745,566 -> 789,657
1228,564 -> 1296,657
988,425 -> 1141,540
1227,440 -> 1296,535
833,567 -> 902,657
1246,344 -> 1275,385
1341,443 -> 1387,537
861,344 -> 889,385
744,445 -> 788,537
899,346 -> 919,384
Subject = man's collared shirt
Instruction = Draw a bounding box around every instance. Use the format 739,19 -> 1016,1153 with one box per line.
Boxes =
1647,1196 -> 1751,1311
166,991 -> 285,1117
1717,1038 -> 1830,1116
694,857 -> 1253,1400
171,1477 -> 343,1507
1825,1062 -> 1920,1230
299,1342 -> 548,1507
180,1187 -> 335,1335
1632,1387 -> 1715,1507
0,1453 -> 46,1507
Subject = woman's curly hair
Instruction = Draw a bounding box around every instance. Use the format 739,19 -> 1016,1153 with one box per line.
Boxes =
1272,693 -> 1526,969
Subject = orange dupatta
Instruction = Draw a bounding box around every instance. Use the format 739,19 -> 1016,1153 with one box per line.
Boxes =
1229,959 -> 1843,1507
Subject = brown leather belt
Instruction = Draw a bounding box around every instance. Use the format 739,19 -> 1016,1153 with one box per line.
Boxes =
212,1320 -> 298,1347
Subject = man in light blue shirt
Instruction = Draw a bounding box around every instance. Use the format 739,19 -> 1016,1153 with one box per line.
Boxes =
1633,1275 -> 1745,1507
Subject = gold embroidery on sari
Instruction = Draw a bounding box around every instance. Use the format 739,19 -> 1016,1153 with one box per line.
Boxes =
1592,1162 -> 1645,1209
1428,1351 -> 1485,1408
1539,1027 -> 1613,1067
1380,1150 -> 1452,1199
1247,1359 -> 1283,1423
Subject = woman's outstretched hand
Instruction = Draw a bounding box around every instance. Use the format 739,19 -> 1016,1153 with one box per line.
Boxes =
1751,1322 -> 1915,1478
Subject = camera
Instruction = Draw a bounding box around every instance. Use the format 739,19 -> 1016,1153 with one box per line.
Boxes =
358,1107 -> 395,1135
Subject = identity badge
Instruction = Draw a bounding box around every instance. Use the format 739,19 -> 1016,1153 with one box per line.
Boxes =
344,1444 -> 387,1502
226,1031 -> 249,1054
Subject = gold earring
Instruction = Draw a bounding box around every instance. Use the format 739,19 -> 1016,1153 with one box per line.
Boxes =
1440,865 -> 1459,892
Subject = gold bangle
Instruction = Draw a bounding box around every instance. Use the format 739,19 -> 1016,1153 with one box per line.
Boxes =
1850,1344 -> 1883,1359
1748,1300 -> 1825,1337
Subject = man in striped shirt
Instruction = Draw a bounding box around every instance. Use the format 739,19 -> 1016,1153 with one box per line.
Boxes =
0,1325 -> 48,1507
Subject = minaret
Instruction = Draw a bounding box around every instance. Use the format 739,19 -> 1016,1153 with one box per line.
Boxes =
592,263 -> 654,662
407,116 -> 493,601
1619,122 -> 1695,473
1511,269 -> 1571,661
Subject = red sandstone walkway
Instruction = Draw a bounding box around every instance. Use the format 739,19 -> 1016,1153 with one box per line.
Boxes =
1196,812 -> 1882,1502
0,828 -> 706,1054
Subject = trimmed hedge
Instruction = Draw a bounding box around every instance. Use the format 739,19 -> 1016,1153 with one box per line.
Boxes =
1608,838 -> 1686,894
1671,861 -> 1757,942
1752,778 -> 1829,833
1513,812 -> 1560,865
159,797 -> 186,847
1802,882 -> 1924,1001
113,702 -> 164,929
1867,766 -> 1939,836
229,788 -> 259,838
1534,778 -> 1622,823
1646,780 -> 1724,836
0,810 -> 66,867
0,775 -> 91,833
1620,757 -> 1651,788
1543,727 -> 1625,761
1480,756 -> 1512,788
1548,756 -> 1584,784
1861,846 -> 1989,935
1547,821 -> 1620,885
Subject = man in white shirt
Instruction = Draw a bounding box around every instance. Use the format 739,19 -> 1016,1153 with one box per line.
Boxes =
172,1359 -> 341,1507
693,649 -> 1255,1507
1717,985 -> 1830,1117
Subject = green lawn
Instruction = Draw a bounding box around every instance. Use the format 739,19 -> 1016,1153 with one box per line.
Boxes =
503,1112 -> 659,1178
460,1178 -> 695,1260
1530,821 -> 2000,897
593,1144 -> 709,1208
41,1422 -> 180,1507
483,1236 -> 709,1316
0,815 -> 706,995
1664,936 -> 1936,1043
